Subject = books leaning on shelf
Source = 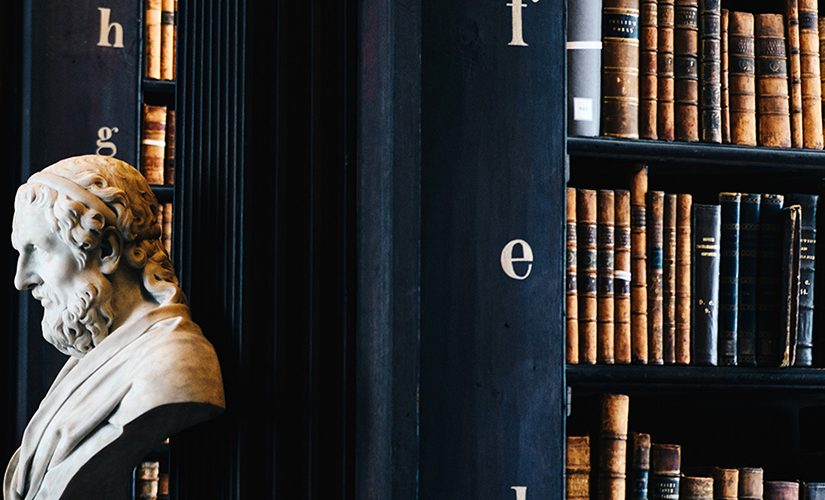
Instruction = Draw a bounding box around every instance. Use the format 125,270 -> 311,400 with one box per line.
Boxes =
141,105 -> 176,186
146,0 -> 178,80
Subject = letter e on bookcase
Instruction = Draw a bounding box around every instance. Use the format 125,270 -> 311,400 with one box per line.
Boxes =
97,7 -> 124,48
501,239 -> 534,280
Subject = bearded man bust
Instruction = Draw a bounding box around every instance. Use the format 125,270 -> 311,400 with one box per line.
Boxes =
4,155 -> 225,500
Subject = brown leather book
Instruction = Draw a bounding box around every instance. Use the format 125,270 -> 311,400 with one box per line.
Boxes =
615,190 -> 633,364
164,109 -> 176,185
675,0 -> 700,141
158,472 -> 169,498
800,0 -> 824,149
721,10 -> 731,143
650,444 -> 681,499
141,104 -> 167,185
631,167 -> 649,364
602,0 -> 641,138
173,0 -> 178,77
599,190 -> 617,364
713,467 -> 738,499
682,476 -> 713,499
641,0 -> 658,138
156,202 -> 164,238
658,0 -> 676,140
676,194 -> 692,364
630,432 -> 651,499
788,0 -> 804,147
756,14 -> 792,147
820,17 -> 825,139
729,12 -> 757,146
599,394 -> 630,499
566,436 -> 590,500
765,481 -> 799,499
578,189 -> 598,364
567,188 -> 579,364
699,0 -> 722,143
648,191 -> 664,364
163,203 -> 173,254
145,0 -> 162,79
738,467 -> 764,500
161,0 -> 175,80
663,194 -> 677,364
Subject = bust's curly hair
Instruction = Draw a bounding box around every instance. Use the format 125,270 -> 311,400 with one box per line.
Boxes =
14,155 -> 185,305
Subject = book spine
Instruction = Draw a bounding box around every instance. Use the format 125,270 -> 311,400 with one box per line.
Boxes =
755,14 -> 792,148
164,109 -> 176,185
163,203 -> 173,254
738,193 -> 761,366
566,436 -> 591,500
779,205 -> 802,367
765,481 -> 799,500
676,193 -> 693,364
675,0 -> 700,141
632,167 -> 649,363
719,192 -> 741,366
161,0 -> 175,80
173,0 -> 178,77
739,468 -> 764,500
713,467 -> 739,499
820,17 -> 825,140
757,194 -> 785,366
648,191 -> 665,364
800,0 -> 824,149
658,0 -> 676,140
693,203 -> 721,366
729,12 -> 757,146
599,190 -> 617,364
663,194 -> 678,363
600,394 -> 630,499
616,190 -> 633,363
630,432 -> 651,500
787,194 -> 818,366
137,461 -> 160,500
567,188 -> 579,364
602,0 -> 641,138
721,9 -> 731,143
640,0 -> 658,138
789,0 -> 805,147
568,0 -> 603,136
579,189 -> 599,364
803,482 -> 825,500
650,443 -> 681,500
145,0 -> 162,79
141,104 -> 167,185
699,0 -> 722,143
159,472 -> 169,500
681,476 -> 713,499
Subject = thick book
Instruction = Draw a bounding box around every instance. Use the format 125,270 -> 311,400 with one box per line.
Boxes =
755,14 -> 792,147
800,0 -> 824,149
161,0 -> 176,80
600,394 -> 630,499
663,194 -> 678,364
145,0 -> 162,79
675,0 -> 700,141
163,203 -> 173,254
804,482 -> 825,499
721,10 -> 731,143
693,204 -> 721,365
566,436 -> 590,500
650,444 -> 681,499
786,193 -> 818,366
567,188 -> 579,364
757,194 -> 785,366
578,189 -> 599,364
616,190 -> 633,364
568,0 -> 603,136
681,476 -> 713,499
676,194 -> 692,364
630,432 -> 651,500
713,467 -> 738,499
739,468 -> 764,499
658,0 -> 676,140
738,193 -> 761,366
632,167 -> 649,363
165,109 -> 176,185
779,204 -> 802,367
719,193 -> 741,366
640,0 -> 658,138
765,481 -> 799,499
602,0 -> 641,137
141,104 -> 167,185
648,191 -> 664,364
788,0 -> 804,147
699,0 -> 722,143
599,190 -> 617,364
729,12 -> 757,146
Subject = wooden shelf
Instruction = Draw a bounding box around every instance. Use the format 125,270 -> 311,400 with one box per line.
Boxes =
142,79 -> 176,95
151,184 -> 174,203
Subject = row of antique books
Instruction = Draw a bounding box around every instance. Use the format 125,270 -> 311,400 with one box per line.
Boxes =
567,0 -> 825,148
135,460 -> 170,500
144,0 -> 178,81
567,394 -> 825,499
157,203 -> 174,255
140,104 -> 176,186
566,166 -> 818,366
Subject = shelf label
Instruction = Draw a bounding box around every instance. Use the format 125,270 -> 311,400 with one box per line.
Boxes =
96,127 -> 120,157
501,239 -> 534,280
97,7 -> 125,48
507,0 -> 540,46
511,486 -> 527,500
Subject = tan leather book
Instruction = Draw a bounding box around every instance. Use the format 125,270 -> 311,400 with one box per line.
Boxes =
578,189 -> 598,364
164,109 -> 176,185
163,203 -> 173,254
820,17 -> 825,140
729,12 -> 757,146
602,0 -> 641,138
738,467 -> 764,500
756,14 -> 792,147
615,190 -> 632,364
788,0 -> 804,147
599,394 -> 629,499
800,0 -> 823,149
161,0 -> 175,80
658,0 -> 676,140
765,481 -> 799,499
713,467 -> 738,499
141,104 -> 167,185
145,0 -> 162,79
682,476 -> 713,499
631,167 -> 649,364
648,191 -> 664,364
650,444 -> 681,499
663,194 -> 677,364
566,436 -> 590,500
699,0 -> 722,143
721,10 -> 731,143
675,0 -> 700,141
598,190 -> 616,364
640,0 -> 658,138
567,188 -> 579,364
676,194 -> 692,364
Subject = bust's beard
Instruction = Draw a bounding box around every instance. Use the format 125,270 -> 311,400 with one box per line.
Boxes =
35,274 -> 115,358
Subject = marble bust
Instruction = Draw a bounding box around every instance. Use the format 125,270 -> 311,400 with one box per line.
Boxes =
4,155 -> 225,500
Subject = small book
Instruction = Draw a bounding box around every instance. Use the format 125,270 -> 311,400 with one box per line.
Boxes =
631,167 -> 649,363
658,0 -> 676,140
804,482 -> 825,499
566,436 -> 590,500
145,0 -> 162,79
713,467 -> 738,499
161,0 -> 176,80
598,190 -> 617,364
629,433 -> 651,500
159,472 -> 169,499
739,468 -> 764,499
765,481 -> 799,499
599,394 -> 630,499
779,204 -> 802,367
640,0 -> 658,138
567,0 -> 603,136
788,0 -> 804,147
137,461 -> 160,500
719,193 -> 741,366
729,12 -> 757,146
579,189 -> 599,364
615,190 -> 633,364
141,104 -> 167,185
675,0 -> 700,141
755,14 -> 792,147
650,444 -> 681,499
567,188 -> 579,364
699,0 -> 722,143
721,9 -> 731,143
799,0 -> 823,149
757,194 -> 785,366
663,194 -> 678,364
676,194 -> 692,364
164,109 -> 176,185
648,191 -> 664,364
681,476 -> 713,499
786,194 -> 818,366
693,204 -> 721,366
738,194 -> 761,366
163,203 -> 173,254
602,0 -> 641,138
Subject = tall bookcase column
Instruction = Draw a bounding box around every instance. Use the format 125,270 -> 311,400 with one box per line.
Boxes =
420,0 -> 566,497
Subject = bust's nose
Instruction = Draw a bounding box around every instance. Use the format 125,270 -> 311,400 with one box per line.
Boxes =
14,256 -> 40,291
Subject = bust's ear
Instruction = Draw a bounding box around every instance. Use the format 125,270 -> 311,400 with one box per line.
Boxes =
99,228 -> 122,275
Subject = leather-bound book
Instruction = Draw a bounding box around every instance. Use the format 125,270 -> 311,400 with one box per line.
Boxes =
650,444 -> 681,499
568,0 -> 603,136
788,0 -> 804,147
675,0 -> 700,141
682,476 -> 713,499
630,432 -> 651,499
158,472 -> 169,499
648,191 -> 664,364
676,194 -> 692,364
693,204 -> 721,365
161,0 -> 175,80
640,0 -> 658,138
738,194 -> 761,366
566,436 -> 590,500
616,190 -> 633,364
755,14 -> 792,148
719,193 -> 741,366
599,394 -> 630,499
786,194 -> 818,366
820,17 -> 825,138
663,194 -> 678,364
804,482 -> 825,499
765,481 -> 799,500
699,0 -> 722,143
163,203 -> 173,254
579,189 -> 599,364
739,468 -> 764,499
145,0 -> 162,79
779,204 -> 802,367
757,194 -> 785,366
632,167 -> 649,363
713,468 -> 738,499
137,461 -> 160,500
599,190 -> 617,364
721,10 -> 731,143
141,104 -> 167,185
800,0 -> 823,149
658,0 -> 676,139
567,188 -> 579,364
602,0 -> 641,138
164,109 -> 175,185
729,12 -> 757,146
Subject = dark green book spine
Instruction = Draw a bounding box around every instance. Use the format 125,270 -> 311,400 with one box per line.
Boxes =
757,194 -> 784,366
693,203 -> 721,365
719,193 -> 740,365
738,193 -> 761,366
787,194 -> 818,367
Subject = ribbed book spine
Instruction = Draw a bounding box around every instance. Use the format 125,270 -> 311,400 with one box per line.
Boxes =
721,10 -> 731,143
738,193 -> 761,366
729,12 -> 757,146
663,194 -> 678,364
681,476 -> 713,499
602,0 -> 641,137
714,467 -> 738,499
632,167 -> 649,363
719,192 -> 741,366
676,194 -> 693,364
141,104 -> 167,185
579,189 -> 599,364
567,188 -> 579,364
756,14 -> 792,148
616,190 -> 633,364
650,444 -> 681,500
693,203 -> 721,366
765,481 -> 799,500
161,0 -> 176,80
675,0 -> 700,141
800,0 -> 824,149
566,436 -> 590,500
599,394 -> 630,499
788,0 -> 804,148
739,468 -> 764,500
568,0 -> 603,136
804,482 -> 825,499
699,0 -> 722,143
658,0 -> 676,139
779,204 -> 802,367
599,190 -> 617,364
820,17 -> 825,138
757,194 -> 785,366
786,194 -> 818,366
630,433 -> 651,500
648,191 -> 665,364
145,0 -> 162,79
640,0 -> 658,138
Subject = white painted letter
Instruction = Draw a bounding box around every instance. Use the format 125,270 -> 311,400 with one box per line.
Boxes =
500,239 -> 534,280
511,486 -> 527,500
96,126 -> 119,156
507,0 -> 528,46
97,8 -> 124,48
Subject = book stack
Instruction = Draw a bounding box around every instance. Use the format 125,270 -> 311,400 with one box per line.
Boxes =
136,461 -> 160,500
140,106 -> 176,186
144,0 -> 178,81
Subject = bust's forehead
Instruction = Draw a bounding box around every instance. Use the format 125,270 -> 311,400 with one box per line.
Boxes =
11,203 -> 50,250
